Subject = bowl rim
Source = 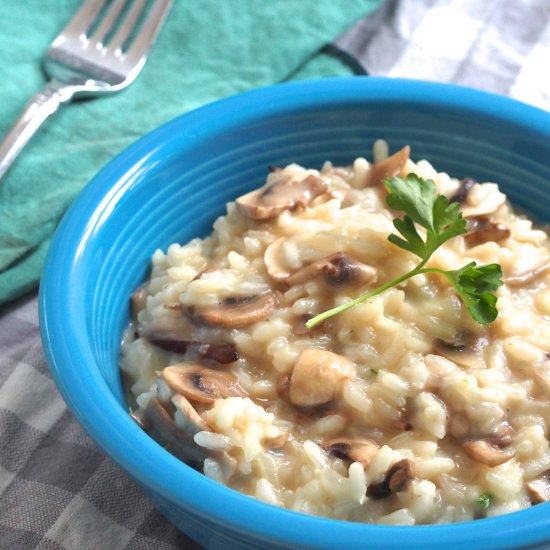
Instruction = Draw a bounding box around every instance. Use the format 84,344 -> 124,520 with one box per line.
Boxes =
40,76 -> 550,549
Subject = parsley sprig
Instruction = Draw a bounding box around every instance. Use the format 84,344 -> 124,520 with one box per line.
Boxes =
474,493 -> 492,510
306,174 -> 503,329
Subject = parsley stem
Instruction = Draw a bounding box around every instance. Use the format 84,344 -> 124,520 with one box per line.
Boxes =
305,264 -> 425,329
305,175 -> 502,329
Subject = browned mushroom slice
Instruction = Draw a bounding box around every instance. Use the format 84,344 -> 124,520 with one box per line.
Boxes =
433,337 -> 486,369
526,473 -> 550,504
162,363 -> 247,404
504,261 -> 550,288
201,344 -> 240,364
393,407 -> 413,432
450,178 -> 477,204
289,348 -> 355,407
286,253 -> 377,288
388,459 -> 416,493
276,375 -> 291,398
131,285 -> 148,318
264,237 -> 293,281
466,217 -> 486,232
291,315 -> 315,336
143,398 -> 208,468
462,439 -> 516,467
189,290 -> 279,328
236,174 -> 327,220
460,184 -> 506,218
489,421 -> 514,448
149,338 -> 239,364
367,459 -> 415,499
464,222 -> 510,247
365,146 -> 410,187
323,438 -> 379,468
171,394 -> 210,434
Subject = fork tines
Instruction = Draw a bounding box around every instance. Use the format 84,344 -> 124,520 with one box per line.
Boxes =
55,0 -> 172,62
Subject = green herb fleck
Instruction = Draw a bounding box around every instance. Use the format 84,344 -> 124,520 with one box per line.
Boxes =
474,494 -> 492,509
370,368 -> 379,375
306,175 -> 503,329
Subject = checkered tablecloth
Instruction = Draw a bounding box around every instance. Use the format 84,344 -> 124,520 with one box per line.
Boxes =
0,295 -> 200,550
333,0 -> 550,111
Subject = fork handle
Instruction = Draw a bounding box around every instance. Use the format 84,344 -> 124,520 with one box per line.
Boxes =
0,79 -> 75,181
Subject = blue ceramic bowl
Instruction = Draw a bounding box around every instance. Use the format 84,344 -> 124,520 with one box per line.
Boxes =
40,77 -> 550,549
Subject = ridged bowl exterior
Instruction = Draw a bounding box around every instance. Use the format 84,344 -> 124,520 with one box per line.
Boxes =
40,77 -> 550,549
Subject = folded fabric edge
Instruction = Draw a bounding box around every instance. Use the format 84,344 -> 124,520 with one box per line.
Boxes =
323,44 -> 369,76
0,238 -> 49,308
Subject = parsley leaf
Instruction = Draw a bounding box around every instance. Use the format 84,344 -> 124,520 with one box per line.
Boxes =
386,175 -> 467,262
442,262 -> 503,324
306,174 -> 503,329
386,174 -> 437,231
474,494 -> 492,509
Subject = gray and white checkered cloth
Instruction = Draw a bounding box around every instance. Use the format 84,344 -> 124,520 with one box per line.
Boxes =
334,0 -> 550,111
2,1 -> 550,548
0,295 -> 200,550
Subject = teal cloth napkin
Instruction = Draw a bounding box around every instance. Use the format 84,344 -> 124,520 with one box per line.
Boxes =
0,0 -> 380,305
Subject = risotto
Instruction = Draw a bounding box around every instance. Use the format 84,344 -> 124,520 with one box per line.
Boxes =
120,143 -> 550,525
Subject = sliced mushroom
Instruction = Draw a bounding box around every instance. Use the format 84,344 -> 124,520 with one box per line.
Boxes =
323,438 -> 379,468
264,237 -> 293,281
201,343 -> 240,364
450,178 -> 477,205
433,337 -> 487,369
366,145 -> 410,187
504,261 -> 550,288
143,398 -> 208,468
393,407 -> 413,432
464,222 -> 510,247
236,174 -> 327,220
131,285 -> 148,318
289,348 -> 355,407
276,375 -> 291,398
286,253 -> 377,288
460,183 -> 506,218
149,337 -> 239,364
388,459 -> 416,493
162,363 -> 247,403
189,290 -> 279,328
526,473 -> 550,504
367,459 -> 415,499
462,439 -> 516,467
489,421 -> 514,448
137,316 -> 191,341
466,217 -> 487,232
171,393 -> 210,434
292,315 -> 315,336
448,412 -> 514,447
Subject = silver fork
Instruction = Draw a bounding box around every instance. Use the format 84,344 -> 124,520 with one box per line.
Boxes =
0,0 -> 172,180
